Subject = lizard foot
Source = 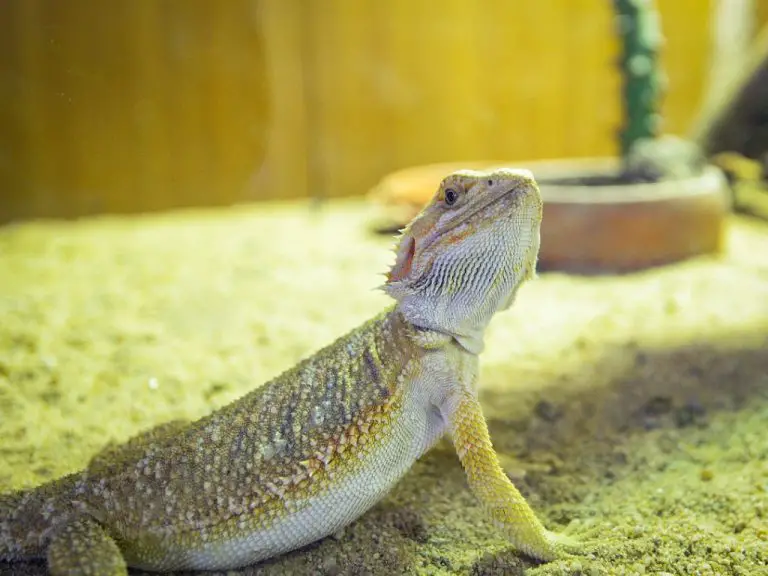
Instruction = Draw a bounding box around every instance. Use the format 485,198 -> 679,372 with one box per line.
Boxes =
544,529 -> 583,557
514,529 -> 584,562
545,527 -> 627,561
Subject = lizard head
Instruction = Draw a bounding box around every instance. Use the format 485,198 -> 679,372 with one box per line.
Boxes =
382,167 -> 543,353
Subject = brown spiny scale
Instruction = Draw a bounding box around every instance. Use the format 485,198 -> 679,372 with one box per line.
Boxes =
75,308 -> 414,544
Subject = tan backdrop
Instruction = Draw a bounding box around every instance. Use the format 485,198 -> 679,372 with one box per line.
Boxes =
0,0 -> 743,222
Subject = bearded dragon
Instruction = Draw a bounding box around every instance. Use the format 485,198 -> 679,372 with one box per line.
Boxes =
0,168 -> 580,575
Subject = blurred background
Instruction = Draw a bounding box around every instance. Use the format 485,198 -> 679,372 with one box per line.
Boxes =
0,0 -> 766,223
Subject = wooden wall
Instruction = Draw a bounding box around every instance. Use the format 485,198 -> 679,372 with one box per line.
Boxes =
0,0 -> 727,222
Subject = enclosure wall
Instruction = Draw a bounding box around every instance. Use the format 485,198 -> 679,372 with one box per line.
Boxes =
0,0 -> 716,222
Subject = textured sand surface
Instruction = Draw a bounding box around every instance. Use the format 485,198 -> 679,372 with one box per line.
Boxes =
1,199 -> 767,575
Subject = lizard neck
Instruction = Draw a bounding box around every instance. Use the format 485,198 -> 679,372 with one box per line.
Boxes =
391,263 -> 531,356
386,227 -> 531,357
394,297 -> 493,355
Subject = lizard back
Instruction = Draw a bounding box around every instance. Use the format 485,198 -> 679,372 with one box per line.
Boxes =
80,306 -> 431,569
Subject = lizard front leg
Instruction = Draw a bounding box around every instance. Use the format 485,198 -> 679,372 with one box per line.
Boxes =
445,390 -> 580,561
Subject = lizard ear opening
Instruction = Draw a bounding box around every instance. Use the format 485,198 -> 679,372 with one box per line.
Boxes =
386,235 -> 415,284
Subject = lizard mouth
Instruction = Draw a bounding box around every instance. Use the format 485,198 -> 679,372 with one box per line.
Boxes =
420,183 -> 537,254
388,180 -> 541,286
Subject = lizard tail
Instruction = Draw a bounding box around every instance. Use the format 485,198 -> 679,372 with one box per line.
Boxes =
0,473 -> 81,562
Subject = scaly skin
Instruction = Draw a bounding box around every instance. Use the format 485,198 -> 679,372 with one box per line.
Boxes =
0,168 -> 581,575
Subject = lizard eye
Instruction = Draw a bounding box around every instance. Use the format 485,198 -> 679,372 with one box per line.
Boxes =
444,188 -> 460,206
